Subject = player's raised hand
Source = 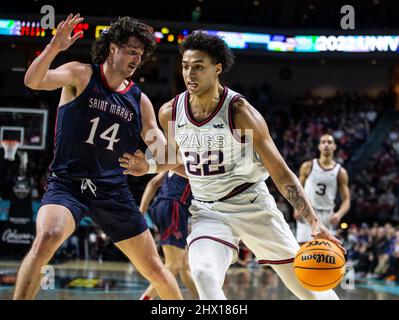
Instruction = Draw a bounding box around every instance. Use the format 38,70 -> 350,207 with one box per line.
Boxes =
119,150 -> 149,176
49,13 -> 84,52
311,222 -> 347,255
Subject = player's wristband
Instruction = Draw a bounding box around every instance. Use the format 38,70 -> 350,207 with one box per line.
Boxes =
147,158 -> 158,174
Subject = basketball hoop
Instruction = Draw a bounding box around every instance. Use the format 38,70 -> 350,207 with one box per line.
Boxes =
1,140 -> 20,161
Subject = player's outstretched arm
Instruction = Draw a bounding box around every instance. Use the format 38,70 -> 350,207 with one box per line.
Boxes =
24,13 -> 85,90
293,161 -> 312,220
139,171 -> 167,214
158,100 -> 186,174
140,93 -> 167,159
330,168 -> 351,225
119,99 -> 184,176
233,98 -> 345,251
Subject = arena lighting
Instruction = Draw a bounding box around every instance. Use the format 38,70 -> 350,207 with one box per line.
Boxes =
167,34 -> 174,42
177,34 -> 184,44
20,21 -> 45,37
295,35 -> 399,52
95,25 -> 108,38
205,30 -> 271,49
74,22 -> 89,39
206,32 -> 399,52
0,19 -> 88,39
0,19 -> 21,36
340,222 -> 349,229
2,18 -> 399,53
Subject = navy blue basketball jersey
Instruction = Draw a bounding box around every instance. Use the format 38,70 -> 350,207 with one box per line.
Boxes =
156,172 -> 192,206
50,64 -> 142,178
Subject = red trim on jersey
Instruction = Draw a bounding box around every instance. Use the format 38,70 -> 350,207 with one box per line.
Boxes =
50,107 -> 60,171
171,95 -> 179,136
336,166 -> 342,184
195,182 -> 254,203
219,182 -> 254,201
99,64 -> 134,94
179,182 -> 191,205
257,258 -> 295,265
228,94 -> 244,143
184,86 -> 227,126
188,236 -> 239,252
308,159 -> 314,176
53,109 -> 58,149
172,95 -> 179,122
161,200 -> 180,241
317,159 -> 338,172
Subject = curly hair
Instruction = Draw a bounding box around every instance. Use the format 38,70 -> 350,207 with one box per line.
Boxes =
91,16 -> 156,65
179,31 -> 235,74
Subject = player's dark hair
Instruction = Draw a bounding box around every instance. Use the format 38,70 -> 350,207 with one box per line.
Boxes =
91,16 -> 156,65
320,133 -> 336,143
179,31 -> 235,74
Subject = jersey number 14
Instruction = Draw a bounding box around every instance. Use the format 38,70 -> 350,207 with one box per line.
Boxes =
85,117 -> 120,151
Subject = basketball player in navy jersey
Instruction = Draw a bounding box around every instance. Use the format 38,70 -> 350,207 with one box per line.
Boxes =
139,171 -> 198,300
120,32 -> 346,300
13,14 -> 182,300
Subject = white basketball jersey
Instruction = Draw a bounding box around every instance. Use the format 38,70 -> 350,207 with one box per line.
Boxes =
174,86 -> 269,201
304,159 -> 341,211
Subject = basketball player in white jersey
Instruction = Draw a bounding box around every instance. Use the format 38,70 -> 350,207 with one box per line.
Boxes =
119,32 -> 345,300
294,134 -> 351,244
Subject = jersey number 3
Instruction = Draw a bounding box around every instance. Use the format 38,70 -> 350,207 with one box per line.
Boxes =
315,183 -> 327,196
85,117 -> 120,151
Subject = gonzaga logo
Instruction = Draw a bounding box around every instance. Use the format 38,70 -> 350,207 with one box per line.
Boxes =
301,253 -> 336,265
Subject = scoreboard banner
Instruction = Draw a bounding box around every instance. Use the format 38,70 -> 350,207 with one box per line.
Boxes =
1,17 -> 399,53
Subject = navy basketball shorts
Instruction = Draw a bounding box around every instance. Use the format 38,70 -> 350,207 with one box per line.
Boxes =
41,174 -> 148,243
149,199 -> 189,249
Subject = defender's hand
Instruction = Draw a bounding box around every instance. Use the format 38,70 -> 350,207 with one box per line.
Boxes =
49,13 -> 84,52
119,150 -> 149,176
311,222 -> 346,254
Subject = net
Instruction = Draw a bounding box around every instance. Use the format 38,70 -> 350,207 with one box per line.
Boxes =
1,140 -> 20,161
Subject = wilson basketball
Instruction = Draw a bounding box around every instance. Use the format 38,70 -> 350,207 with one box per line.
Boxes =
294,239 -> 345,291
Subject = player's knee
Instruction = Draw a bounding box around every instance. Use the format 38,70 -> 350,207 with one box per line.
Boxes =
32,229 -> 65,255
191,263 -> 219,287
165,261 -> 184,276
143,258 -> 170,285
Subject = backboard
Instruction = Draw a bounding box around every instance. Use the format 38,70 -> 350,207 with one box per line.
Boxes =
0,107 -> 48,150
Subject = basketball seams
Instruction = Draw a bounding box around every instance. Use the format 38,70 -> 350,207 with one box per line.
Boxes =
294,265 -> 345,270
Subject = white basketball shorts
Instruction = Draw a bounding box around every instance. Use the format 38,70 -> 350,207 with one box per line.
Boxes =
187,181 -> 300,266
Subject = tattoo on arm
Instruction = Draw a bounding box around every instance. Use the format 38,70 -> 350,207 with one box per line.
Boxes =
285,184 -> 312,220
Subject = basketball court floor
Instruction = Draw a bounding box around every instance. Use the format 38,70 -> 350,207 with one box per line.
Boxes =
0,260 -> 398,300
